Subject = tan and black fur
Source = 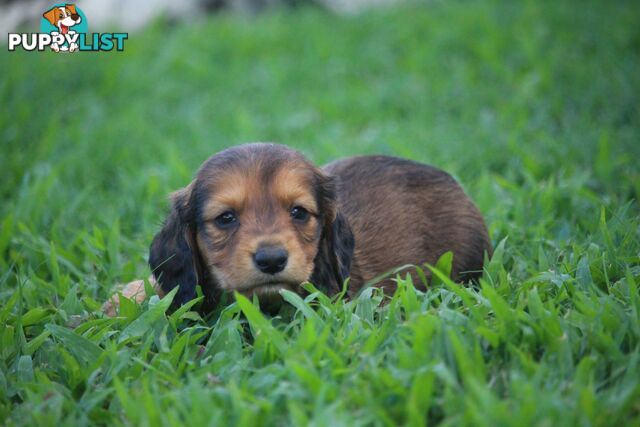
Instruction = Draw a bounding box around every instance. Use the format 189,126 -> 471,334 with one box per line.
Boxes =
147,143 -> 491,311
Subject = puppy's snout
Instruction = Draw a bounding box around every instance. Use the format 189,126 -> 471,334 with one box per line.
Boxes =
71,14 -> 80,21
253,246 -> 288,275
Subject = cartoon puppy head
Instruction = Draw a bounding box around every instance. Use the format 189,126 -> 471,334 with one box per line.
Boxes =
149,143 -> 354,309
42,4 -> 82,34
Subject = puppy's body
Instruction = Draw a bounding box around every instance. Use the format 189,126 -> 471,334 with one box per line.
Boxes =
325,156 -> 490,294
141,143 -> 491,313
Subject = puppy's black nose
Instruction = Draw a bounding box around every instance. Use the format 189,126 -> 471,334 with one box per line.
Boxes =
253,246 -> 288,275
71,14 -> 80,20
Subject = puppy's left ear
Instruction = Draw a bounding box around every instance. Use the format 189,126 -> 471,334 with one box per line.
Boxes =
310,179 -> 355,295
148,183 -> 203,308
42,8 -> 58,25
66,4 -> 77,15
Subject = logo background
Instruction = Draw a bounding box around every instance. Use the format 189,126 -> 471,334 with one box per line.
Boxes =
40,3 -> 88,34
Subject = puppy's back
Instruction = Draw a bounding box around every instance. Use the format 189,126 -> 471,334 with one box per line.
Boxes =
323,156 -> 491,293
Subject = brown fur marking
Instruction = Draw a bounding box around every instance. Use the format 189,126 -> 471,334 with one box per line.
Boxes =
135,143 -> 492,313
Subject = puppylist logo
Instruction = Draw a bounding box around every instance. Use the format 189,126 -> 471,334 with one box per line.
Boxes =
8,3 -> 128,52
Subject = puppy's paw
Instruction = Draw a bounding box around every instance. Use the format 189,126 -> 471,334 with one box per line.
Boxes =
102,279 -> 147,317
102,275 -> 162,317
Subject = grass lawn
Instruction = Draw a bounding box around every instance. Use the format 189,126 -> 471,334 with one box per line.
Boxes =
1,0 -> 639,425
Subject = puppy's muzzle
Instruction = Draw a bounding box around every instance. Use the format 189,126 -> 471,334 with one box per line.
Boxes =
253,246 -> 288,275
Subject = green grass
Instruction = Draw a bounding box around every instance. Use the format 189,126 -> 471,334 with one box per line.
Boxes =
1,0 -> 639,425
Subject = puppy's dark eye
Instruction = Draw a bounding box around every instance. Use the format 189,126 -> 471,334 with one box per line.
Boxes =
290,206 -> 309,222
214,211 -> 238,229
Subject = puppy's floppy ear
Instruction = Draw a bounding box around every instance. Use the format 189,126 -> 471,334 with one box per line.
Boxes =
42,8 -> 58,26
148,182 -> 202,307
309,177 -> 355,295
66,4 -> 77,15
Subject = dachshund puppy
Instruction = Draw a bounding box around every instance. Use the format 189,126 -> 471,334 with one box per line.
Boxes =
141,143 -> 491,313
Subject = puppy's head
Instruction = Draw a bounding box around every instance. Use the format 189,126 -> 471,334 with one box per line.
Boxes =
149,143 -> 354,309
42,5 -> 81,32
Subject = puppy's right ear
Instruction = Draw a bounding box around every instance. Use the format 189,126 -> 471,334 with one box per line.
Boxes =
42,8 -> 58,26
309,175 -> 355,295
148,182 -> 201,307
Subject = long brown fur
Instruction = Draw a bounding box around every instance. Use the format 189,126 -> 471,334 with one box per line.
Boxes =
113,143 -> 491,314
324,155 -> 491,295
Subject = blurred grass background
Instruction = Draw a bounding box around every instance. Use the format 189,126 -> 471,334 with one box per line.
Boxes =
1,1 -> 639,248
1,0 -> 639,424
